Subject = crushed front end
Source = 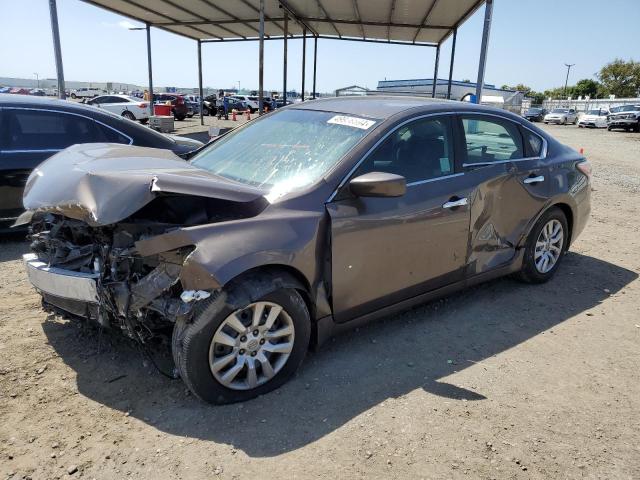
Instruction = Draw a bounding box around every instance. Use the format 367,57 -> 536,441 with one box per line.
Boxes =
25,213 -> 201,343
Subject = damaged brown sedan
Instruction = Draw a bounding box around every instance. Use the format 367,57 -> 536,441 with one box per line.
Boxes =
20,97 -> 591,404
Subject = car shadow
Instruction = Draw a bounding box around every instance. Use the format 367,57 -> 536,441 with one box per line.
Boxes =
0,234 -> 29,262
41,252 -> 637,457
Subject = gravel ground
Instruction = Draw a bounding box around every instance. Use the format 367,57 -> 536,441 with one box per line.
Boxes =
0,123 -> 639,480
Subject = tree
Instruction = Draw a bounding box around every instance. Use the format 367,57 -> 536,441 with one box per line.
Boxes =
572,79 -> 600,98
598,59 -> 640,98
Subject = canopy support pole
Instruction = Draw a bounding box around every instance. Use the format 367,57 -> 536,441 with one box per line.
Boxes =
283,12 -> 288,105
475,0 -> 493,104
431,44 -> 440,98
312,36 -> 317,99
197,40 -> 204,125
146,23 -> 154,117
258,0 -> 265,114
301,28 -> 306,101
48,0 -> 66,100
447,27 -> 457,99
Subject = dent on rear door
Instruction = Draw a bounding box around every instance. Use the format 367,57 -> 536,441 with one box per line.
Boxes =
465,161 -> 545,276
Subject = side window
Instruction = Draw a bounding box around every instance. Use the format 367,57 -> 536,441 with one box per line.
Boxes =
98,124 -> 130,144
461,116 -> 523,164
355,117 -> 454,184
522,129 -> 544,157
6,109 -> 103,150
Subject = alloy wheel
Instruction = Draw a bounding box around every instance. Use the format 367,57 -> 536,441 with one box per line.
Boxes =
534,219 -> 564,274
208,301 -> 295,390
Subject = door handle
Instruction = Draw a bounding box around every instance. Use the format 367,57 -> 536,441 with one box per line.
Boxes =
443,197 -> 468,209
523,175 -> 545,184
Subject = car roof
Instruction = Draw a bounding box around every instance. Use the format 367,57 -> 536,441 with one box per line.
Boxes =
0,94 -> 99,111
291,95 -> 491,119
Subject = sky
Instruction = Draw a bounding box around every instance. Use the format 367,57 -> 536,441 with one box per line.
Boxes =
1,0 -> 639,93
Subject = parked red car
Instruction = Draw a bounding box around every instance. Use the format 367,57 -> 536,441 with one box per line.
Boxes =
153,93 -> 188,121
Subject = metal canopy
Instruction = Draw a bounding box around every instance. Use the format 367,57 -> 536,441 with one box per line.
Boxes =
82,0 -> 484,46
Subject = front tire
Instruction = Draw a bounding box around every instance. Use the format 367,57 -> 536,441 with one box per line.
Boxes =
173,279 -> 310,404
515,207 -> 568,284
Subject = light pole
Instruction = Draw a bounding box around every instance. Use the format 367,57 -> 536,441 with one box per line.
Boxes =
34,73 -> 39,88
563,63 -> 575,98
237,81 -> 241,92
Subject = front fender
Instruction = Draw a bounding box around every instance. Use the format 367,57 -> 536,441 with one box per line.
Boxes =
136,209 -> 326,292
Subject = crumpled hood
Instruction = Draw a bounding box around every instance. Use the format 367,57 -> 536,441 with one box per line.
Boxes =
19,143 -> 266,226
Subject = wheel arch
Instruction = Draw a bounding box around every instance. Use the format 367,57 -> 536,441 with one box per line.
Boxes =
551,202 -> 574,246
224,264 -> 314,317
223,263 -> 323,349
518,201 -> 576,249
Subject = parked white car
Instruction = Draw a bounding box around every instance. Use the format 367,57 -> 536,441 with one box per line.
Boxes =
86,94 -> 150,122
231,95 -> 259,112
70,87 -> 104,99
544,108 -> 578,125
578,109 -> 610,128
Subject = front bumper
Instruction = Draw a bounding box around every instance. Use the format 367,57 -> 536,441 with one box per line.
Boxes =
23,253 -> 99,303
608,119 -> 637,127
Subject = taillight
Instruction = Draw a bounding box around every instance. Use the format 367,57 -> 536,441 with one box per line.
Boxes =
576,160 -> 592,182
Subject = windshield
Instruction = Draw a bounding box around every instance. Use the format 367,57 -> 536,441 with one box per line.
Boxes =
191,109 -> 378,198
551,109 -> 568,113
618,105 -> 640,112
526,108 -> 541,113
586,109 -> 606,115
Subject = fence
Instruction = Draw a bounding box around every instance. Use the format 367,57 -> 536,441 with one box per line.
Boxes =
536,97 -> 640,113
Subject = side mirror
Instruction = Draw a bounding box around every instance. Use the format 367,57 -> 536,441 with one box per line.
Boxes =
349,172 -> 406,198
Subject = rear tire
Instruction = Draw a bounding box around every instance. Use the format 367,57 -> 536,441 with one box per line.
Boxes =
121,111 -> 136,120
173,278 -> 310,404
515,207 -> 568,284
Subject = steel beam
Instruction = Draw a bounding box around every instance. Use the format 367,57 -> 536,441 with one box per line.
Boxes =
278,0 -> 318,36
312,36 -> 318,99
146,24 -> 154,117
447,27 -> 457,99
314,0 -> 341,37
238,0 -> 285,34
352,0 -> 365,39
202,35 -> 436,47
301,28 -> 306,101
48,0 -> 66,100
475,0 -> 493,103
283,13 -> 288,104
197,40 -> 204,125
413,0 -> 439,43
259,0 -> 265,114
432,44 -> 440,98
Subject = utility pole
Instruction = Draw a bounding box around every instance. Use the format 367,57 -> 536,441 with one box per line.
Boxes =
48,0 -> 66,99
34,73 -> 39,88
563,63 -> 575,98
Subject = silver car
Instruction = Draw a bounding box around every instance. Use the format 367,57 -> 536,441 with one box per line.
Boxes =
544,108 -> 578,125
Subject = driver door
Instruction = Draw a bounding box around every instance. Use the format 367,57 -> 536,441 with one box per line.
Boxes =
327,115 -> 472,323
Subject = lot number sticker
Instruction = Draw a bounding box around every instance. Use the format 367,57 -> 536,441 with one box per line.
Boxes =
327,115 -> 376,130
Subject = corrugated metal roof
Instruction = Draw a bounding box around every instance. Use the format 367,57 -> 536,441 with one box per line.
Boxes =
82,0 -> 484,45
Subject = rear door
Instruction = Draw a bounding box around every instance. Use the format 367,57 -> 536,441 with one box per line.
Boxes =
457,114 -> 550,276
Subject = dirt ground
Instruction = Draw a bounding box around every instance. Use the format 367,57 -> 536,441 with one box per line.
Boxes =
1,123 -> 639,480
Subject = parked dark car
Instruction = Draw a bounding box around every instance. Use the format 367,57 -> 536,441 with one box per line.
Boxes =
153,93 -> 188,120
523,107 -> 546,122
0,95 -> 203,230
607,104 -> 640,132
19,97 -> 591,404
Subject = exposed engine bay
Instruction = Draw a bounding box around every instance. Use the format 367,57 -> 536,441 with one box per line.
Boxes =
29,211 -> 199,344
